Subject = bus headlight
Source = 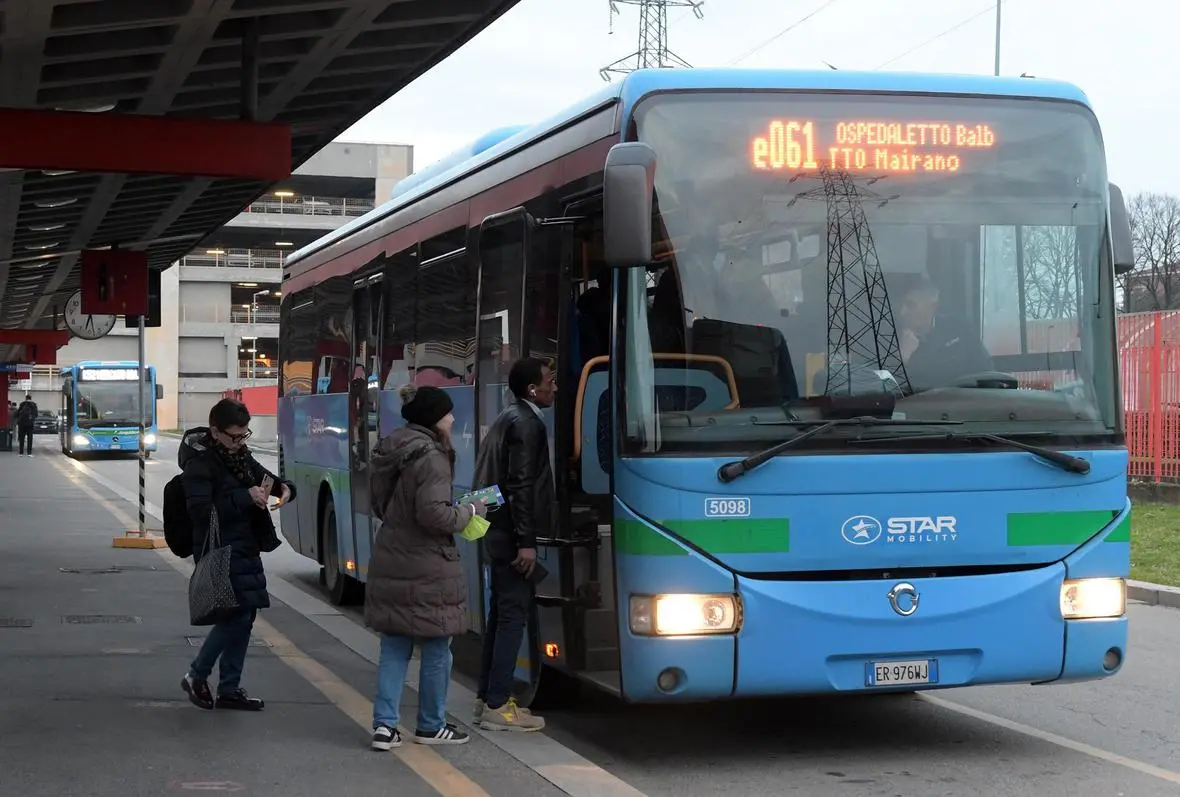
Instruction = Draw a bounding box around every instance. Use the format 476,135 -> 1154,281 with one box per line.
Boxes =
72,435 -> 90,446
629,594 -> 742,636
1060,578 -> 1125,619
143,434 -> 156,445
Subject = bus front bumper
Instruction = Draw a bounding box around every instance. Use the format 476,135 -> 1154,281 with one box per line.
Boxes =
71,432 -> 158,453
618,565 -> 1127,702
730,564 -> 1125,696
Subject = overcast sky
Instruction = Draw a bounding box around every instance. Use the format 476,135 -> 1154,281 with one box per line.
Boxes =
341,0 -> 1168,197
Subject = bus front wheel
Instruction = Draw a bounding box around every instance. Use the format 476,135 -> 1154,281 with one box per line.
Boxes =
319,495 -> 362,606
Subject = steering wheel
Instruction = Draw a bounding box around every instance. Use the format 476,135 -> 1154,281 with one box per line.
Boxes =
952,371 -> 1019,390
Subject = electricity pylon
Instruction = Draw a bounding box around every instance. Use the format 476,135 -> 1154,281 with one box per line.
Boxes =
599,0 -> 704,82
787,166 -> 909,395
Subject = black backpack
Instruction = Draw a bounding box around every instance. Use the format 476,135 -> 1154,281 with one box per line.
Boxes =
16,402 -> 35,425
162,473 -> 193,558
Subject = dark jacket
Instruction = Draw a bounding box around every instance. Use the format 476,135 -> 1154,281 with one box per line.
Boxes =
904,317 -> 994,391
15,400 -> 36,427
179,428 -> 294,612
364,424 -> 474,638
473,399 -> 555,557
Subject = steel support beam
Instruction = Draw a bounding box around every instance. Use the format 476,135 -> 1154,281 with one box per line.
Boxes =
0,109 -> 291,181
0,330 -> 69,347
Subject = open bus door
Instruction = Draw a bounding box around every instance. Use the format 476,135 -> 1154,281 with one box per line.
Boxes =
474,209 -> 552,705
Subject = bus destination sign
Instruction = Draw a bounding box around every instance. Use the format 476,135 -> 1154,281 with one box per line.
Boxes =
751,120 -> 997,174
80,368 -> 138,381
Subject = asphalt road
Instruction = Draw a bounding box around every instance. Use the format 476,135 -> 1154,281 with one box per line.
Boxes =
39,432 -> 1180,797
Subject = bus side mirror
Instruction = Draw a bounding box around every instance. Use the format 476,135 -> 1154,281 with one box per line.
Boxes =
1109,183 -> 1135,275
156,385 -> 164,400
602,142 -> 656,269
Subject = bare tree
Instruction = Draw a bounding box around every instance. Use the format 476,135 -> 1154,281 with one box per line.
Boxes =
1122,192 -> 1180,312
1023,225 -> 1079,319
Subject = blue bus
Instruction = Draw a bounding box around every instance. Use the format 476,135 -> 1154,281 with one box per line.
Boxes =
277,68 -> 1134,706
59,360 -> 161,458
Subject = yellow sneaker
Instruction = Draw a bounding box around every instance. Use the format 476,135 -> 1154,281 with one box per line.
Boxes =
478,697 -> 545,732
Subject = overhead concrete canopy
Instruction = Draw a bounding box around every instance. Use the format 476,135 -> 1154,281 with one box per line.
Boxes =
0,0 -> 518,339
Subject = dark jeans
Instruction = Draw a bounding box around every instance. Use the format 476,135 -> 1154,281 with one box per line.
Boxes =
17,425 -> 31,454
477,558 -> 533,709
190,608 -> 257,695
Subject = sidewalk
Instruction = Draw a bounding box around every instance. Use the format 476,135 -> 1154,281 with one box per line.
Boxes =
0,448 -> 567,797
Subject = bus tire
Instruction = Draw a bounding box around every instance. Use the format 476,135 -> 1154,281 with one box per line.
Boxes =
319,494 -> 362,606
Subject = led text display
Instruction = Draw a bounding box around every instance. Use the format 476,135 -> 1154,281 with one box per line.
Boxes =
80,368 -> 138,381
751,120 -> 997,174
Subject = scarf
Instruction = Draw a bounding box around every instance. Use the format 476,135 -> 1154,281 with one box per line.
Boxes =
209,434 -> 255,487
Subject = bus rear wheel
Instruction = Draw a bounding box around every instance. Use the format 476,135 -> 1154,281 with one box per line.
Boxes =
319,495 -> 362,606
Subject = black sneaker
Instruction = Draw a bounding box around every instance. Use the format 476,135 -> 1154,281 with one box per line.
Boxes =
215,689 -> 264,711
181,673 -> 214,710
371,725 -> 402,751
414,724 -> 470,745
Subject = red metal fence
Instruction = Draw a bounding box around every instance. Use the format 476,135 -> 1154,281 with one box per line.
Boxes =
1119,310 -> 1180,482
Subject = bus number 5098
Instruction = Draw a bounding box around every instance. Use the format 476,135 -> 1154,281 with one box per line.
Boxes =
705,497 -> 751,518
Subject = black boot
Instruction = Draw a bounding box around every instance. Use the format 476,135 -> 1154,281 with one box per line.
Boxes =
215,688 -> 265,711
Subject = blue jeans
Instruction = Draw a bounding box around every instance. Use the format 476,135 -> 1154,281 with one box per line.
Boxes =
190,608 -> 257,695
373,634 -> 453,733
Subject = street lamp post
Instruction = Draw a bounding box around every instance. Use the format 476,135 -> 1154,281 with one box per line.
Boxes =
993,0 -> 1001,76
249,289 -> 272,384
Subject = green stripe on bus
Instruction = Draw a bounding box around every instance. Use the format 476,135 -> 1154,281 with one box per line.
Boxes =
614,519 -> 688,556
1105,514 -> 1131,543
1006,510 -> 1116,547
613,518 -> 791,555
661,519 -> 790,554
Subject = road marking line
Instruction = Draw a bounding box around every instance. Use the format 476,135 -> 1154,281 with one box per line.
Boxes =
49,457 -> 490,797
920,694 -> 1180,786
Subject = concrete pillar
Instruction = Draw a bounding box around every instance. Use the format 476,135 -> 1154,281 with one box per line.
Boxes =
147,265 -> 180,430
225,331 -> 238,383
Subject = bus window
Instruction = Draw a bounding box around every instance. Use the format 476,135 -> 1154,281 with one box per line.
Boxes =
476,218 -> 526,429
314,274 -> 353,394
280,289 -> 316,397
382,245 -> 418,390
416,227 -> 475,386
525,220 -> 561,369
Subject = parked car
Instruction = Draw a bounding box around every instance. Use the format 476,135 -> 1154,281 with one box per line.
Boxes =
33,411 -> 58,435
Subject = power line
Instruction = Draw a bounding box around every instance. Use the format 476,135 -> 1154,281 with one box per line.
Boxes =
726,0 -> 839,67
874,0 -> 1007,71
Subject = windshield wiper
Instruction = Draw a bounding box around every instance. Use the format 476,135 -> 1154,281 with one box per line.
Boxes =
717,416 -> 961,483
852,430 -> 1090,475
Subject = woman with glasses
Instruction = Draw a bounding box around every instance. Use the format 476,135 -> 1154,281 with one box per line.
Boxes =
179,397 -> 295,712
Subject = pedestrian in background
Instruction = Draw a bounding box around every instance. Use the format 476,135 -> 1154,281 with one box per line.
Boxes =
15,393 -> 37,457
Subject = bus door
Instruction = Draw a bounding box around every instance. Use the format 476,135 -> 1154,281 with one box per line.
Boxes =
475,211 -> 544,696
349,273 -> 384,582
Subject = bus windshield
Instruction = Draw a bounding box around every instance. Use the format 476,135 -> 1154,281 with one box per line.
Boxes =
75,375 -> 153,428
620,91 -> 1118,455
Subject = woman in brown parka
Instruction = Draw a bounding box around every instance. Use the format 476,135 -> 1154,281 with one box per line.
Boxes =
364,385 -> 486,751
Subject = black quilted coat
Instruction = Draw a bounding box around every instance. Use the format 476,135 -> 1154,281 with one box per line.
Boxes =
180,429 -> 293,612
